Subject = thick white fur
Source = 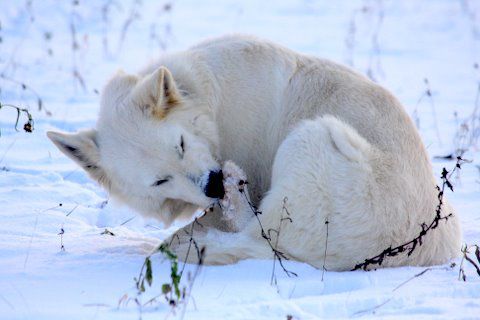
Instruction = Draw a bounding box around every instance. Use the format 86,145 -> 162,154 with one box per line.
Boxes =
48,35 -> 461,270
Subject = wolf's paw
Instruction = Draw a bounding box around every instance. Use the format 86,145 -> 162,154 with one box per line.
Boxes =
220,160 -> 248,220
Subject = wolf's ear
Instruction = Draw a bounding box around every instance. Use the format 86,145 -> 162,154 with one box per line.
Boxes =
47,130 -> 109,186
131,66 -> 181,119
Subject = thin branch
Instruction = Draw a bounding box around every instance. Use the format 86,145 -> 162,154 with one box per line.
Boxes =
321,218 -> 329,281
415,78 -> 442,145
0,138 -> 17,164
69,0 -> 86,92
240,189 -> 297,279
392,267 -> 433,292
271,197 -> 294,286
117,0 -> 141,53
459,244 -> 480,281
179,217 -> 205,277
0,102 -> 34,136
24,203 -> 63,269
354,266 -> 449,316
119,216 -> 135,226
0,74 -> 48,114
0,1 -> 36,75
353,297 -> 393,316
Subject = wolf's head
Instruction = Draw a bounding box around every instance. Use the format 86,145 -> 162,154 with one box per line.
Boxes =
48,67 -> 224,226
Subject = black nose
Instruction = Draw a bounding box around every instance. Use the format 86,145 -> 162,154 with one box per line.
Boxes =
204,170 -> 225,199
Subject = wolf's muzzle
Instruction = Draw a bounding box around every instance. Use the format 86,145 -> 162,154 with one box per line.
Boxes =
204,170 -> 225,199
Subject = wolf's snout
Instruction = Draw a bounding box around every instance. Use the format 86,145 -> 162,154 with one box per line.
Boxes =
204,170 -> 225,199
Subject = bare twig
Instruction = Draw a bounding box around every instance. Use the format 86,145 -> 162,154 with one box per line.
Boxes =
179,247 -> 205,320
101,0 -> 121,57
0,102 -> 34,136
240,187 -> 297,279
100,229 -> 115,236
321,218 -> 329,281
148,2 -> 174,54
393,267 -> 433,291
0,1 -> 36,75
69,0 -> 86,92
24,203 -> 63,269
345,0 -> 385,80
58,228 -> 65,251
119,216 -> 135,226
354,265 -> 450,316
460,0 -> 480,40
0,138 -> 17,164
270,197 -> 294,286
345,5 -> 369,67
117,0 -> 142,53
179,217 -> 205,277
58,204 -> 78,251
451,64 -> 480,157
0,74 -> 48,114
414,78 -> 442,145
0,293 -> 15,311
366,0 -> 385,81
459,244 -> 480,281
353,297 -> 393,316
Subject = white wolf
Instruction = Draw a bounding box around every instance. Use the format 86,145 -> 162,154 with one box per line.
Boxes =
48,35 -> 461,270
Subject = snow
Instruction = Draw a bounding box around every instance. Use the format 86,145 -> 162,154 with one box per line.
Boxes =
1,0 -> 479,319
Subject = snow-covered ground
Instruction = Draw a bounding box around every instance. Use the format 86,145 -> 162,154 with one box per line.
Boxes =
1,0 -> 480,319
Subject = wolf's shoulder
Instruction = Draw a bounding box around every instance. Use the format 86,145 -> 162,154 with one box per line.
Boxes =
190,34 -> 269,49
189,34 -> 296,58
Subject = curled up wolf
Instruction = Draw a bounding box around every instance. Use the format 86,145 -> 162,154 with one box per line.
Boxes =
47,35 -> 461,271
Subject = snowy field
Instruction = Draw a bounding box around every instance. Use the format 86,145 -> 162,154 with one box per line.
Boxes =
1,0 -> 480,319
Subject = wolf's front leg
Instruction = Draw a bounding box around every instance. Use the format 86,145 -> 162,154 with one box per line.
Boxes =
218,160 -> 255,232
164,160 -> 257,264
165,224 -> 252,265
164,215 -> 272,266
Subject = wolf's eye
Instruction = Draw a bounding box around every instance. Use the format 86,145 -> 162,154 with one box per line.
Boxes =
151,176 -> 172,187
176,135 -> 185,158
